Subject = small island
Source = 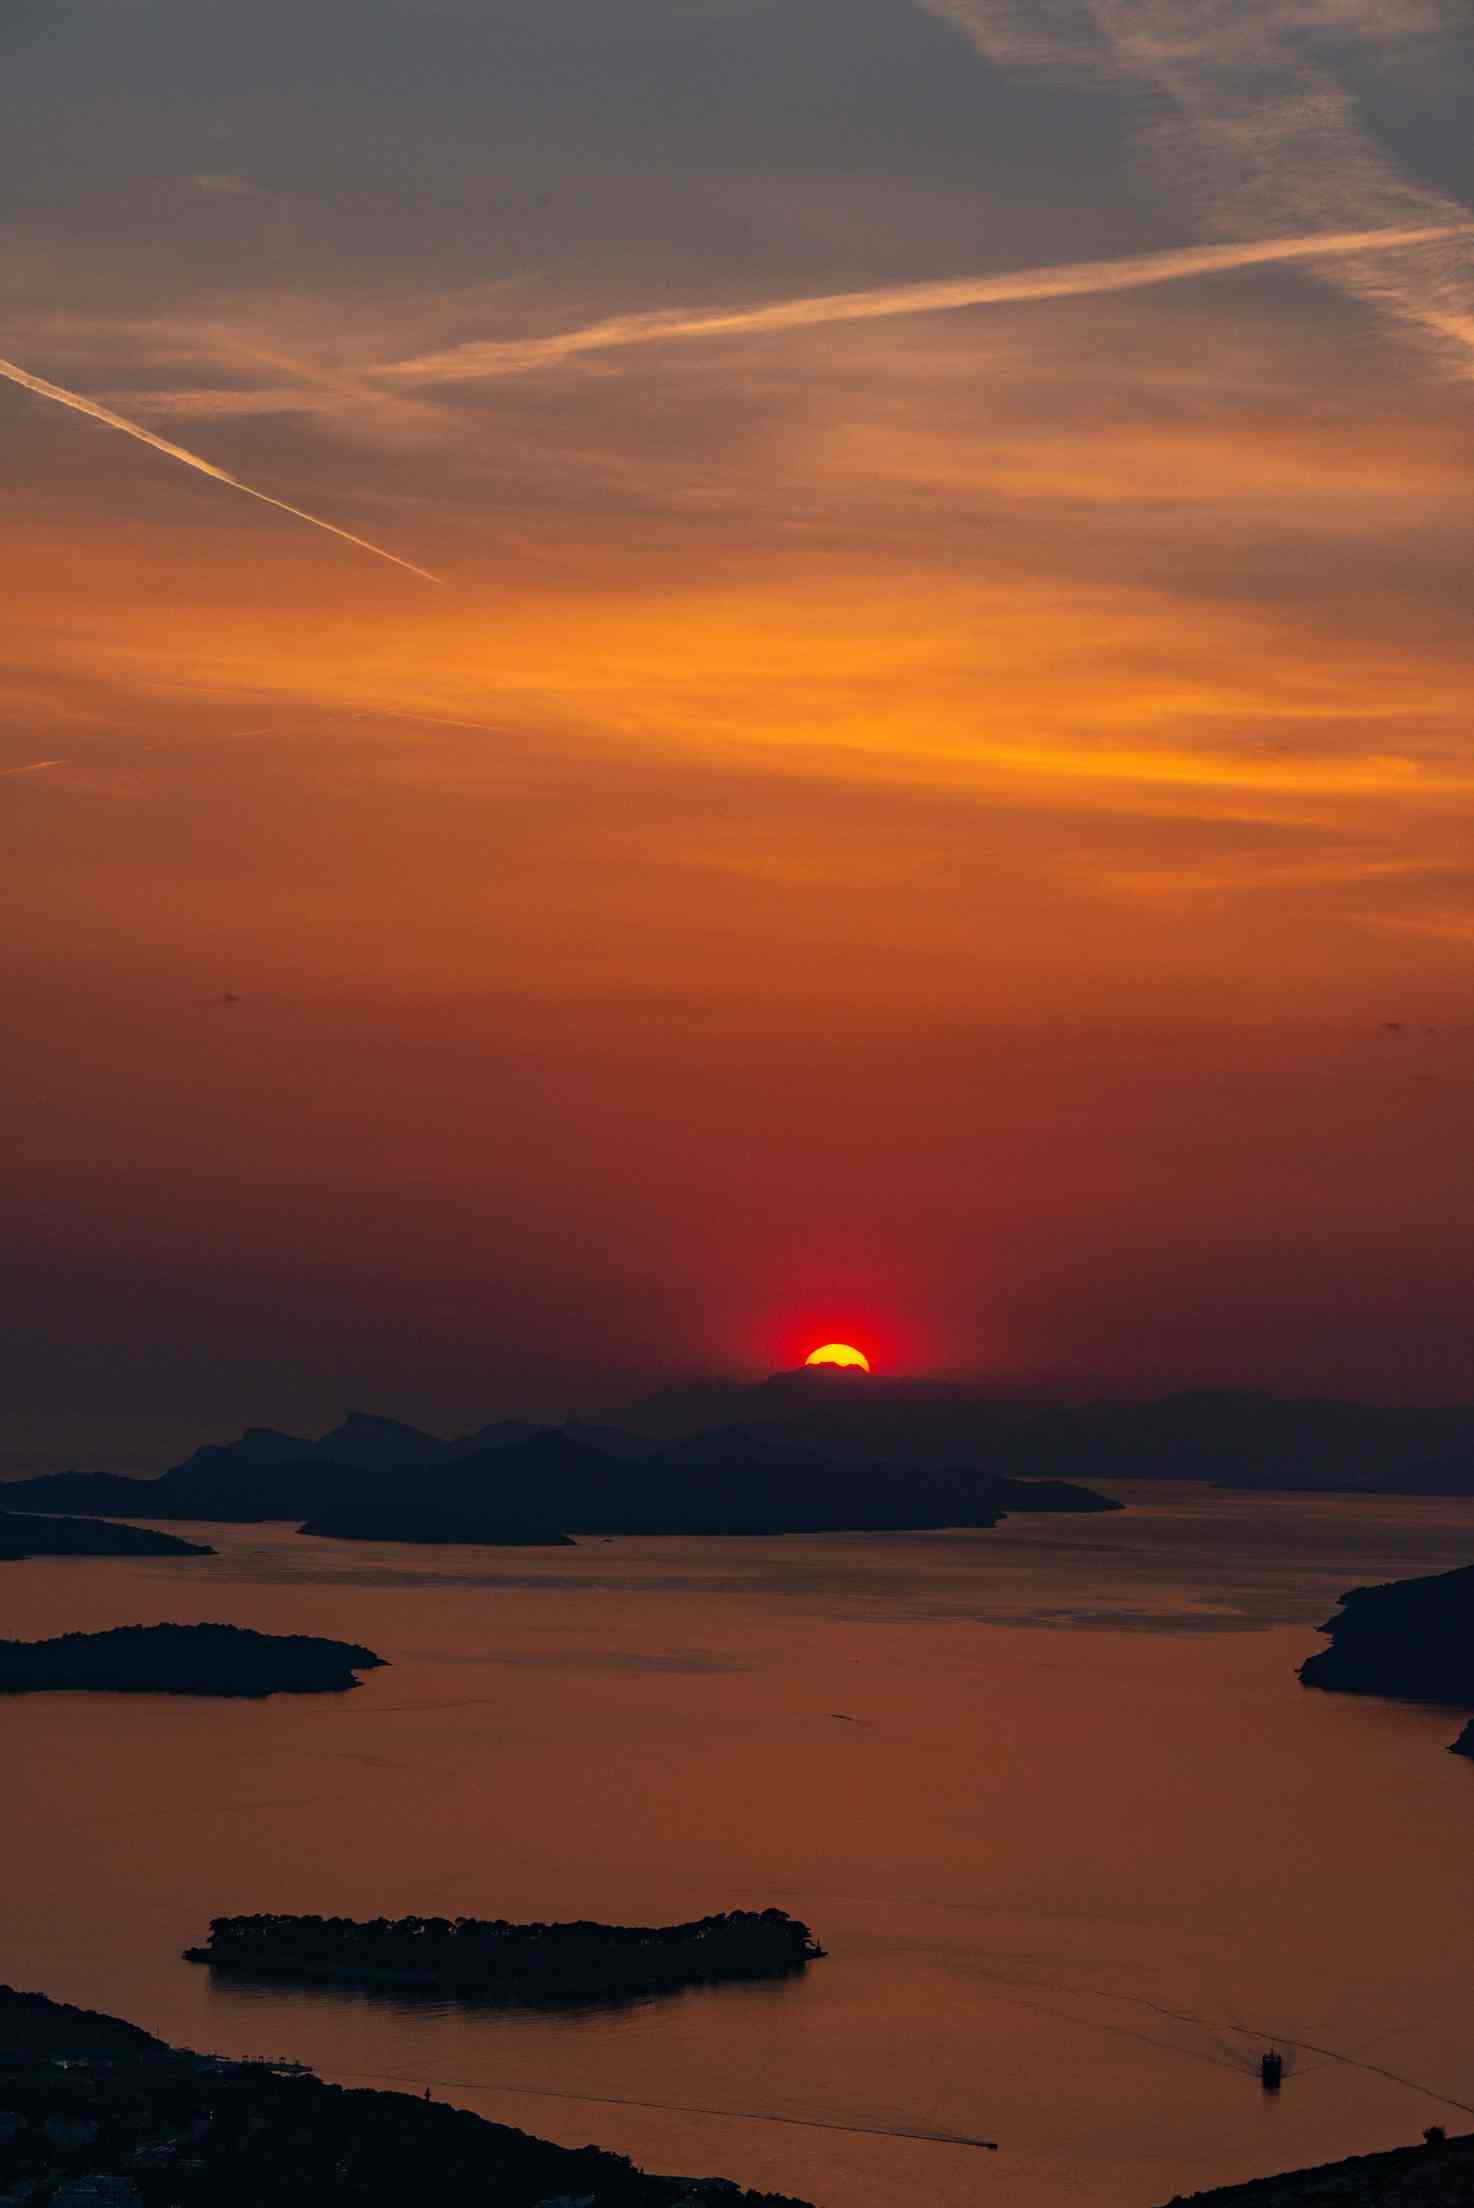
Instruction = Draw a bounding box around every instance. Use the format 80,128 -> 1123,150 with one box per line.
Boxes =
186,1907 -> 824,2002
299,1504 -> 573,1546
0,1510 -> 214,1561
0,1984 -> 813,2205
0,1622 -> 385,1697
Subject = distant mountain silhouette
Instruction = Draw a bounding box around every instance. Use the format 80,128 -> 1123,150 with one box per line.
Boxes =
629,1373 -> 1474,1492
313,1413 -> 448,1467
560,1420 -> 655,1459
0,1408 -> 1119,1533
443,1418 -> 542,1458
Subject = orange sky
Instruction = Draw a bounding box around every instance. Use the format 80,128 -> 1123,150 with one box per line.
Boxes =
5,0 -> 1474,1446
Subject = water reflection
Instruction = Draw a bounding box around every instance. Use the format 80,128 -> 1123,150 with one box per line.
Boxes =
2,1484 -> 1472,2208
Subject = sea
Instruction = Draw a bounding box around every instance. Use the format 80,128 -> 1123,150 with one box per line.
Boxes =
3,1483 -> 1474,2208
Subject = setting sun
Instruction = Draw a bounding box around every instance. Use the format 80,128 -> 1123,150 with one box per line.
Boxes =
804,1342 -> 871,1372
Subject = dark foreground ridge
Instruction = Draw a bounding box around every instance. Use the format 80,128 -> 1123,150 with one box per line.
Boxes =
186,1908 -> 824,2003
0,1408 -> 1121,1534
299,1504 -> 574,1545
0,1622 -> 385,1697
0,1510 -> 213,1561
0,1984 -> 812,2206
1157,2128 -> 1474,2208
1299,1562 -> 1474,1755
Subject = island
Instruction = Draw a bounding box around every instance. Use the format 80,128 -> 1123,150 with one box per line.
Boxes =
0,1983 -> 813,2206
299,1504 -> 573,1545
0,1408 -> 1122,1533
0,1510 -> 213,1560
1157,2129 -> 1474,2208
1299,1562 -> 1474,1755
185,1907 -> 824,2002
0,1622 -> 385,1697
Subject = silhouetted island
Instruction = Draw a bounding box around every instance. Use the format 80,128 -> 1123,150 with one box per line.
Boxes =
0,1984 -> 812,2205
299,1504 -> 573,1545
1,1408 -> 1121,1533
0,1622 -> 385,1697
1157,2129 -> 1474,2208
0,1509 -> 213,1560
186,1907 -> 824,2001
1299,1562 -> 1474,1754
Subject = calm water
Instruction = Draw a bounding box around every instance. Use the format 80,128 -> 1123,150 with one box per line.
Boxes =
4,1484 -> 1474,2208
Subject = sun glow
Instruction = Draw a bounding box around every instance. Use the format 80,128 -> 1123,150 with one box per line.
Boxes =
804,1342 -> 871,1371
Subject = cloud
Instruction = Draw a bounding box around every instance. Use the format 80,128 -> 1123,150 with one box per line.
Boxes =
380,223 -> 1468,386
913,0 -> 1474,380
190,170 -> 261,198
0,758 -> 65,777
0,351 -> 440,582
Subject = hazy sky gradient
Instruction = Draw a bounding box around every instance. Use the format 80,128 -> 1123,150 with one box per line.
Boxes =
5,0 -> 1474,1448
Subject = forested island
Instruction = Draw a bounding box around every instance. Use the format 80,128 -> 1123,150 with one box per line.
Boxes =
186,1907 -> 824,2002
0,1983 -> 812,2206
0,1622 -> 385,1697
0,1510 -> 213,1560
1300,1562 -> 1474,1755
299,1504 -> 573,1545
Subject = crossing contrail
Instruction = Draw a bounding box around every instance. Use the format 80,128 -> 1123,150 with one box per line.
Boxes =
0,352 -> 439,582
914,0 -> 1474,383
383,223 -> 1470,385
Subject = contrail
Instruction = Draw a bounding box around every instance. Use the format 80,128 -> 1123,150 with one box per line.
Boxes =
0,352 -> 439,582
383,224 -> 1469,385
0,758 -> 65,777
913,0 -> 1474,381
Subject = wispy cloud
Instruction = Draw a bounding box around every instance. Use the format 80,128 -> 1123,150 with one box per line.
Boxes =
914,0 -> 1474,379
0,352 -> 440,581
380,223 -> 1467,386
0,758 -> 65,778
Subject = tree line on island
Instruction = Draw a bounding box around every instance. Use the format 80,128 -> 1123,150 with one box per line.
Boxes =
186,1907 -> 825,2001
0,1622 -> 384,1697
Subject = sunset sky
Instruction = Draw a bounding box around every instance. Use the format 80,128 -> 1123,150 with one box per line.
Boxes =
6,0 -> 1474,1453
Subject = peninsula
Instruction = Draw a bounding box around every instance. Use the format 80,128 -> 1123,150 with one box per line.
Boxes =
186,1907 -> 824,2001
0,1983 -> 812,2205
0,1622 -> 385,1697
0,1510 -> 213,1560
1299,1561 -> 1474,1754
1158,2129 -> 1474,2208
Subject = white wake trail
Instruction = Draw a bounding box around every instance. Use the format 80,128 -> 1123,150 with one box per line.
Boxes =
383,226 -> 1469,387
0,352 -> 439,582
